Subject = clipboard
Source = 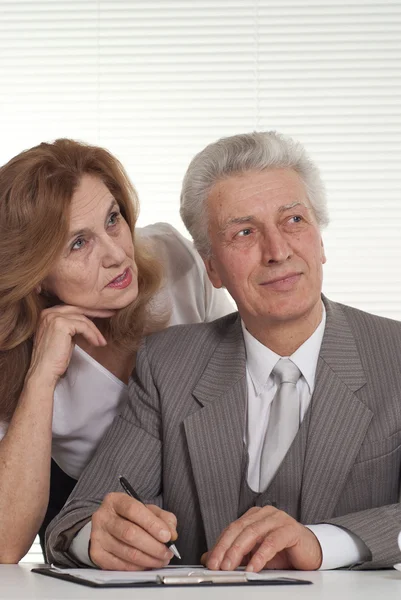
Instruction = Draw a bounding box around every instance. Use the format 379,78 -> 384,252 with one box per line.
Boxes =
32,566 -> 312,588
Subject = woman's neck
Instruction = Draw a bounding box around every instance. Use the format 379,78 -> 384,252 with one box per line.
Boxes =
75,335 -> 136,385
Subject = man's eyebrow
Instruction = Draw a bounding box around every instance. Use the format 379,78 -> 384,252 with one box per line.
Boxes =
219,202 -> 309,233
219,215 -> 256,234
278,201 -> 308,213
67,199 -> 118,241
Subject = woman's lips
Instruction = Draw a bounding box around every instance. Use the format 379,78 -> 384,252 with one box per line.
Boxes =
106,268 -> 133,289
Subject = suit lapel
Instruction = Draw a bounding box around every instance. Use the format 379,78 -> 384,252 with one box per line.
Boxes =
301,297 -> 373,523
184,315 -> 247,549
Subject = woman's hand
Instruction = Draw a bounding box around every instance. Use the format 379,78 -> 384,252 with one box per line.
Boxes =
27,305 -> 115,387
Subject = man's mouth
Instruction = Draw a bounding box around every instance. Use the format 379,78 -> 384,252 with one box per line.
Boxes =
260,272 -> 302,290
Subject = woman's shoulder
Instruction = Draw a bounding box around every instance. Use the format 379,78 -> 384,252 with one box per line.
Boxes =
138,222 -> 234,324
137,222 -> 200,267
137,221 -> 185,240
137,223 -> 205,319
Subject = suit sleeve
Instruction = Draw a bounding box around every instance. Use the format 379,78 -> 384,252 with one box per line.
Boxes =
45,341 -> 163,567
324,504 -> 401,569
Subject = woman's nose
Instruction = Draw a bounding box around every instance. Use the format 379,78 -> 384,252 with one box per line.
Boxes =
101,235 -> 126,266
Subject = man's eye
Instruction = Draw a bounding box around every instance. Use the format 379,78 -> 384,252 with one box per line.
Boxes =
71,238 -> 85,251
108,211 -> 120,226
237,228 -> 252,237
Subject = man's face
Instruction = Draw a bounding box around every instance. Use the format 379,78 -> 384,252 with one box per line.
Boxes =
203,168 -> 326,331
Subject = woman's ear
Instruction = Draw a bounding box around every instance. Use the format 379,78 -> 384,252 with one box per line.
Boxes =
35,285 -> 42,295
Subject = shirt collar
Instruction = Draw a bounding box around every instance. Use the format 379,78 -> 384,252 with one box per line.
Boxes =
241,303 -> 326,396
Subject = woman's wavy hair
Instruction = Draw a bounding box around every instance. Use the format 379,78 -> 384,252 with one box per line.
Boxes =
0,139 -> 164,420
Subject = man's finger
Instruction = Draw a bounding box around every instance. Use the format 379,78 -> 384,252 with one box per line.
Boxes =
245,525 -> 298,572
106,512 -> 172,561
90,543 -> 145,571
148,505 -> 178,541
207,506 -> 278,570
219,517 -> 281,571
262,552 -> 291,570
110,494 -> 172,544
93,527 -> 172,569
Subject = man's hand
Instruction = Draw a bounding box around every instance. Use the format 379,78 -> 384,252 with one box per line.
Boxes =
89,493 -> 178,570
204,506 -> 322,572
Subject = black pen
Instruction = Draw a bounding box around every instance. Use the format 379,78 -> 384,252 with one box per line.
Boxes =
119,475 -> 181,560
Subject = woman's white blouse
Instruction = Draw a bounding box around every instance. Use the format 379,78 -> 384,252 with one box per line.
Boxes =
0,223 -> 234,479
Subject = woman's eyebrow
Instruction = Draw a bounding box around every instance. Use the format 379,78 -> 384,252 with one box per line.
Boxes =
67,226 -> 89,243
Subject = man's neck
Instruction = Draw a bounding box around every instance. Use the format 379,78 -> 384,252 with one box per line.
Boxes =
243,302 -> 323,356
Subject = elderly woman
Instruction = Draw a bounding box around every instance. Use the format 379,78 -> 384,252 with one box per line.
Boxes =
0,139 -> 232,563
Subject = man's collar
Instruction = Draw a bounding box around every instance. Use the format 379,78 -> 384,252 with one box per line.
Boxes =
241,303 -> 326,396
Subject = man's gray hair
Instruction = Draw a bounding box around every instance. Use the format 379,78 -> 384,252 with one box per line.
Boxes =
180,131 -> 329,257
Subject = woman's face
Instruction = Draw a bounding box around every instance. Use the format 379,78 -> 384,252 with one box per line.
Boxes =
42,174 -> 138,310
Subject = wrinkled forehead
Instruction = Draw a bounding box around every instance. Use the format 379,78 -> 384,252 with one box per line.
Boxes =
207,168 -> 310,217
69,174 -> 114,225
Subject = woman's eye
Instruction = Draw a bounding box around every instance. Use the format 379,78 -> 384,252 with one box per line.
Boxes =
290,215 -> 303,224
71,238 -> 85,251
108,211 -> 120,226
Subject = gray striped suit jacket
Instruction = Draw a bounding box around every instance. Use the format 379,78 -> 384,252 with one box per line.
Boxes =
46,296 -> 401,568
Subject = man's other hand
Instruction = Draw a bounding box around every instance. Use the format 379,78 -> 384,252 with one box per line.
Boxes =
204,506 -> 322,572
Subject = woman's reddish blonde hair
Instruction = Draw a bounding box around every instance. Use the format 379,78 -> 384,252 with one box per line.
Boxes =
0,139 -> 163,420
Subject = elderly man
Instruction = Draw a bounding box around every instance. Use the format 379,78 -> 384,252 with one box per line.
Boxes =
47,132 -> 401,571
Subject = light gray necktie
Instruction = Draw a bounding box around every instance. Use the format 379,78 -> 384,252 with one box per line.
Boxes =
259,358 -> 302,491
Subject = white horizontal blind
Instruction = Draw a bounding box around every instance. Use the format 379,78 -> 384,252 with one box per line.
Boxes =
0,0 -> 400,561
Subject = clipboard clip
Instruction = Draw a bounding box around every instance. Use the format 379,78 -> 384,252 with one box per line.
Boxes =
161,573 -> 248,585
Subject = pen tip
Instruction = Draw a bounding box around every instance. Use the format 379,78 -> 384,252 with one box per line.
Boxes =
170,544 -> 181,560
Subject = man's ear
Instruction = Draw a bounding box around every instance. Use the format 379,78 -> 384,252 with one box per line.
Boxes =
320,238 -> 327,265
202,255 -> 223,289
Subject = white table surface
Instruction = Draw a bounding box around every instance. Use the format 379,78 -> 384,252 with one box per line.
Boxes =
2,564 -> 401,600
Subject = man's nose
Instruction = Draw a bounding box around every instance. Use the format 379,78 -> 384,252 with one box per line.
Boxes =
261,229 -> 292,264
101,235 -> 126,266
